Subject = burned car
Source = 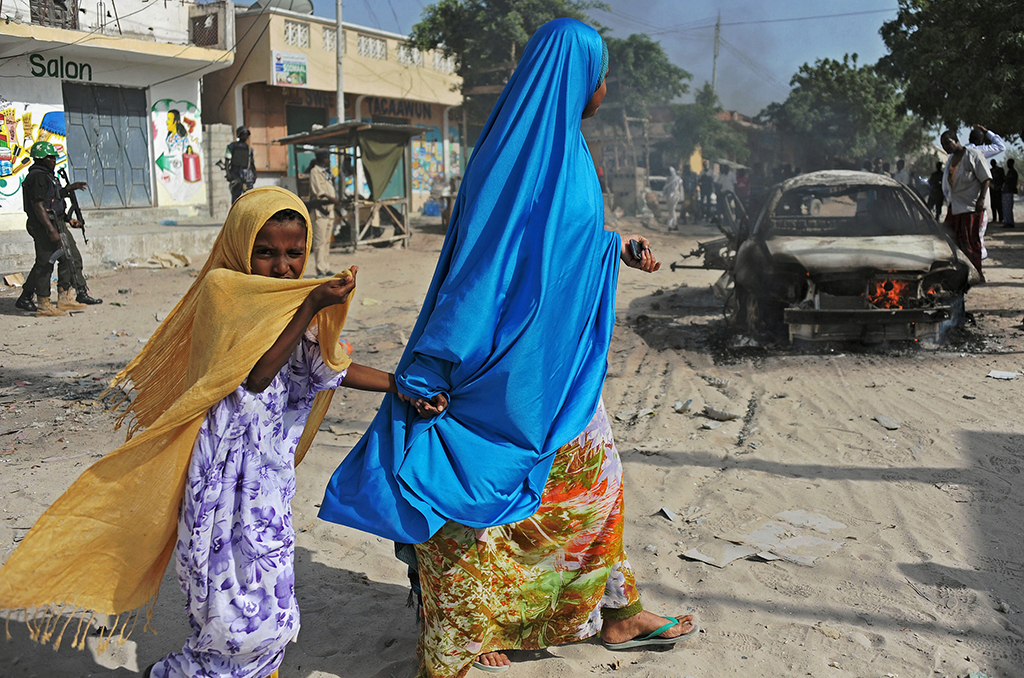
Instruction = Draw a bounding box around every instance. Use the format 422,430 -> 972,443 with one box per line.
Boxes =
700,170 -> 977,343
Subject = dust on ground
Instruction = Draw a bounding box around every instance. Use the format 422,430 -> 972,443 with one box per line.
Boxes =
2,216 -> 1023,678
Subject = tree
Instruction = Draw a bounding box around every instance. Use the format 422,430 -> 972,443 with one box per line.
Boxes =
760,54 -> 925,166
599,34 -> 691,118
879,0 -> 1024,139
671,83 -> 749,163
408,0 -> 601,129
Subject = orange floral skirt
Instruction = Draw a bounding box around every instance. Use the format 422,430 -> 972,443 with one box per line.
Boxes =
413,401 -> 640,678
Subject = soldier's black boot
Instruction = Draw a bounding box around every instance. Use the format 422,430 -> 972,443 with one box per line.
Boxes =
76,288 -> 103,305
15,293 -> 37,312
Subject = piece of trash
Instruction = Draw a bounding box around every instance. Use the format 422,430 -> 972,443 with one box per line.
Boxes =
615,410 -> 635,422
814,623 -> 841,640
963,394 -> 976,400
673,399 -> 692,414
934,482 -> 971,502
702,375 -> 730,388
643,544 -> 657,553
15,381 -> 31,386
110,301 -> 124,307
680,542 -> 758,568
4,273 -> 25,287
142,252 -> 190,268
700,421 -> 721,430
118,288 -> 132,294
774,509 -> 846,534
704,406 -> 740,421
986,370 -> 1017,380
733,335 -> 760,348
827,661 -> 841,669
657,507 -> 676,522
637,408 -> 655,418
361,297 -> 382,306
160,218 -> 178,226
967,673 -> 989,678
720,514 -> 846,566
873,415 -> 900,431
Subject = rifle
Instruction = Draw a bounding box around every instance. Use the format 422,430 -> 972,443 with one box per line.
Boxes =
57,167 -> 88,244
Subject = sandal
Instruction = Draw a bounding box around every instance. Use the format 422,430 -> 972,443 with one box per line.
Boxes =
602,616 -> 700,650
472,656 -> 510,673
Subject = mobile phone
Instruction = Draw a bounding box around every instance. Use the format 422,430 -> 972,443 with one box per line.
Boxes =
629,238 -> 646,261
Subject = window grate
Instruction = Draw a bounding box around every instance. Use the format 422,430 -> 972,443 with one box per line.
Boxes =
397,44 -> 424,67
357,34 -> 387,60
284,20 -> 310,48
433,50 -> 456,74
323,27 -> 337,52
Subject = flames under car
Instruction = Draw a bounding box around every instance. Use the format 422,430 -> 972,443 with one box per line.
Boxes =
707,171 -> 976,343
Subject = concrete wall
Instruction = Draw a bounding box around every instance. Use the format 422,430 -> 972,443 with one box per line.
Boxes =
204,123 -> 234,222
4,0 -> 194,45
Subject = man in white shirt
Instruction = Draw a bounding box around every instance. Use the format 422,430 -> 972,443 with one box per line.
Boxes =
893,158 -> 911,186
716,165 -> 737,195
941,130 -> 991,275
944,124 -> 1005,259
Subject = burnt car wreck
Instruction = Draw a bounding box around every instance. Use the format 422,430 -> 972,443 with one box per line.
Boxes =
684,171 -> 978,343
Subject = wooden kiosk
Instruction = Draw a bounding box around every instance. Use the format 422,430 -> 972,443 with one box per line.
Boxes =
276,121 -> 424,249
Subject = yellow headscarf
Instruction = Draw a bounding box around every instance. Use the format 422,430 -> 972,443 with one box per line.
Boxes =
0,186 -> 353,650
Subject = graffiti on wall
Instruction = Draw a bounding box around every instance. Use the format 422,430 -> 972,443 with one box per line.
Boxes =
0,94 -> 67,212
151,98 -> 203,203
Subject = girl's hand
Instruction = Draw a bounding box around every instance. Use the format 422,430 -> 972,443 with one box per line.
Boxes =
620,235 -> 661,273
308,266 -> 358,310
397,392 -> 449,418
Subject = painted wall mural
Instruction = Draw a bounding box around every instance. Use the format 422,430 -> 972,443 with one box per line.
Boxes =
0,94 -> 67,213
151,98 -> 204,203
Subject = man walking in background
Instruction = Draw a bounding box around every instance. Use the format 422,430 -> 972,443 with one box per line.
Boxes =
958,124 -> 1005,260
941,130 -> 991,275
307,149 -> 341,277
893,158 -> 911,185
928,162 -> 945,220
1003,159 -> 1018,228
989,159 -> 1005,224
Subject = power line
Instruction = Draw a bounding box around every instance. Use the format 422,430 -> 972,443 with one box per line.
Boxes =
650,7 -> 897,35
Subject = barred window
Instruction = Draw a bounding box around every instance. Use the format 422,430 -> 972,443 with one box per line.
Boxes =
357,34 -> 387,60
433,50 -> 456,74
284,20 -> 310,48
397,44 -> 424,67
323,27 -> 336,52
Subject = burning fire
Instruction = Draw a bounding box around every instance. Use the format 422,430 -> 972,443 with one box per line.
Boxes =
868,278 -> 914,309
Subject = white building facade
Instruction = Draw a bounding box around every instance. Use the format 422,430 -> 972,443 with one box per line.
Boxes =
0,0 -> 235,230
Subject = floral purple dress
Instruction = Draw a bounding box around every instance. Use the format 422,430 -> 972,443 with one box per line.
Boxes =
152,329 -> 346,678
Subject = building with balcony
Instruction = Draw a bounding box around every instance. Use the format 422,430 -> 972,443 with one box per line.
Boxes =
0,0 -> 235,230
200,0 -> 462,210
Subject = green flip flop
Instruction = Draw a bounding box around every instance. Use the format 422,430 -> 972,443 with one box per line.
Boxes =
472,659 -> 510,673
602,616 -> 700,650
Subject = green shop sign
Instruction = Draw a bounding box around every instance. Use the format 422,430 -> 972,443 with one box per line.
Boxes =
29,54 -> 93,81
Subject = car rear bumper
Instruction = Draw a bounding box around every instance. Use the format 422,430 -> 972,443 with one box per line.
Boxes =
783,307 -> 952,342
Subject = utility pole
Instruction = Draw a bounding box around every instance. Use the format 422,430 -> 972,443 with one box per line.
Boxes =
711,10 -> 720,96
336,0 -> 345,121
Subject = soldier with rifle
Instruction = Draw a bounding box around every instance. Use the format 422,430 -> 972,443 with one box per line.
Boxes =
15,141 -> 102,317
224,125 -> 256,203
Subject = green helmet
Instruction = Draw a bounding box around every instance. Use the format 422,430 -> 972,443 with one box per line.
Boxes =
30,141 -> 58,158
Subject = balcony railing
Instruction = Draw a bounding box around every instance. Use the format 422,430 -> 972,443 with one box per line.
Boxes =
30,0 -> 80,30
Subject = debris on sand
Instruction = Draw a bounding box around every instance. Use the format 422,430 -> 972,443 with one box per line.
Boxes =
673,399 -> 692,414
873,415 -> 901,431
704,405 -> 740,421
986,370 -> 1018,380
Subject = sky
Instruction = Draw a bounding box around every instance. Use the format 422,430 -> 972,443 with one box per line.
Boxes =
311,0 -> 896,117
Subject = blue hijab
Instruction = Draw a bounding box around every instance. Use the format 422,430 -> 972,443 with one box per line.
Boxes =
319,18 -> 619,543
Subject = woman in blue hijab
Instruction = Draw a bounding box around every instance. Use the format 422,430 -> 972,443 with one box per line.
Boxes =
319,18 -> 697,675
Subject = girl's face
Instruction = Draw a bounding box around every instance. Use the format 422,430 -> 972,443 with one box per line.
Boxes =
250,218 -> 307,278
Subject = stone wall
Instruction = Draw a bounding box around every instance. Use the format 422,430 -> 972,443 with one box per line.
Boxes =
204,123 -> 234,221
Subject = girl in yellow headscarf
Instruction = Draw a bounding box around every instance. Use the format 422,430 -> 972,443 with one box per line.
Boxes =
0,187 -> 406,678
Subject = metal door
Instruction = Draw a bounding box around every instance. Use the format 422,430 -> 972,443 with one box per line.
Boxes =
62,83 -> 152,208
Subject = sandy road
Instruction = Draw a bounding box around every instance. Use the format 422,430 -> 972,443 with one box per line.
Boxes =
1,216 -> 1022,677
